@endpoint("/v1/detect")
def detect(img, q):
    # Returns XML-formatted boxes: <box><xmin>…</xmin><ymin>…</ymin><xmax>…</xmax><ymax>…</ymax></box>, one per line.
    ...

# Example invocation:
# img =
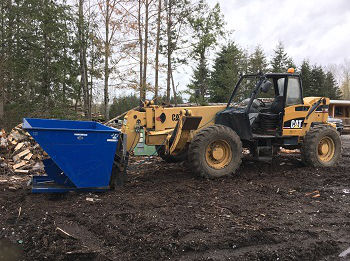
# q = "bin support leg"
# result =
<box><xmin>110</xmin><ymin>134</ymin><xmax>129</xmax><ymax>189</ymax></box>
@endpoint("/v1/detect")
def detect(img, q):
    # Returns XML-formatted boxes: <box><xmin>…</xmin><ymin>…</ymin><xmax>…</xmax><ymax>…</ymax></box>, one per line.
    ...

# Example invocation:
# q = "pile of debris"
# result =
<box><xmin>0</xmin><ymin>124</ymin><xmax>46</xmax><ymax>175</ymax></box>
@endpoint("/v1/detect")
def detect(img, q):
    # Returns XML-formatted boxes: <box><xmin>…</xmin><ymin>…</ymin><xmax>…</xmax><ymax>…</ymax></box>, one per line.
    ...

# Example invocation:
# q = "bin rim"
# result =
<box><xmin>23</xmin><ymin>118</ymin><xmax>120</xmax><ymax>133</ymax></box>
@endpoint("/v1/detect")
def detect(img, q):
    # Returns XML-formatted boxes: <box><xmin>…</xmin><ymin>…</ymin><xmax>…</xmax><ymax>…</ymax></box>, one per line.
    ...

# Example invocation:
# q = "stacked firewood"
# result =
<box><xmin>0</xmin><ymin>124</ymin><xmax>46</xmax><ymax>175</ymax></box>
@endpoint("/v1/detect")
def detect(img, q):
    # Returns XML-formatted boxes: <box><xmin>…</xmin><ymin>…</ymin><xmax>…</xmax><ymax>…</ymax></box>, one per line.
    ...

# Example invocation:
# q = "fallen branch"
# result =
<box><xmin>56</xmin><ymin>227</ymin><xmax>76</xmax><ymax>239</ymax></box>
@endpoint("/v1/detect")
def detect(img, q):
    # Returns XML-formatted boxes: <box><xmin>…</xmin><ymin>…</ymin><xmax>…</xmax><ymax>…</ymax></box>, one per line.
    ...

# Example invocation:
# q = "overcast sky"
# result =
<box><xmin>212</xmin><ymin>0</ymin><xmax>350</xmax><ymax>65</ymax></box>
<box><xmin>117</xmin><ymin>0</ymin><xmax>350</xmax><ymax>100</ymax></box>
<box><xmin>170</xmin><ymin>0</ymin><xmax>350</xmax><ymax>99</ymax></box>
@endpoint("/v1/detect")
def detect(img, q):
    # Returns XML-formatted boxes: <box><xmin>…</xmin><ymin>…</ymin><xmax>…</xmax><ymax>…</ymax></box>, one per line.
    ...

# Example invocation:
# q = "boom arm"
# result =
<box><xmin>121</xmin><ymin>104</ymin><xmax>226</xmax><ymax>153</ymax></box>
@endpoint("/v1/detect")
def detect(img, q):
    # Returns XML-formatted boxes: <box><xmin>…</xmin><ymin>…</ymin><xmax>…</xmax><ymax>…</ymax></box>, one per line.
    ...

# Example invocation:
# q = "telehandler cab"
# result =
<box><xmin>122</xmin><ymin>69</ymin><xmax>341</xmax><ymax>179</ymax></box>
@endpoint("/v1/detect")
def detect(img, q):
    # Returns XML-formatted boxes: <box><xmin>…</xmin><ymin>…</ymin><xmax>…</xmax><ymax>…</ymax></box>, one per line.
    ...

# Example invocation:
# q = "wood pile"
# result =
<box><xmin>0</xmin><ymin>124</ymin><xmax>46</xmax><ymax>175</ymax></box>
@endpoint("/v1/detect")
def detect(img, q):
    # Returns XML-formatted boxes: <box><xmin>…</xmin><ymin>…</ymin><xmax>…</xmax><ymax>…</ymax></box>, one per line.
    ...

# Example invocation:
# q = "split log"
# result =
<box><xmin>14</xmin><ymin>143</ymin><xmax>24</xmax><ymax>151</ymax></box>
<box><xmin>15</xmin><ymin>149</ymin><xmax>31</xmax><ymax>159</ymax></box>
<box><xmin>13</xmin><ymin>161</ymin><xmax>27</xmax><ymax>170</ymax></box>
<box><xmin>24</xmin><ymin>153</ymin><xmax>33</xmax><ymax>160</ymax></box>
<box><xmin>14</xmin><ymin>169</ymin><xmax>29</xmax><ymax>174</ymax></box>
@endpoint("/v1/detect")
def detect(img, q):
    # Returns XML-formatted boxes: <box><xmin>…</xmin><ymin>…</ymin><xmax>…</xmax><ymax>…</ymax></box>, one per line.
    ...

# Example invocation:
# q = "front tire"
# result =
<box><xmin>188</xmin><ymin>124</ymin><xmax>242</xmax><ymax>178</ymax></box>
<box><xmin>301</xmin><ymin>125</ymin><xmax>341</xmax><ymax>167</ymax></box>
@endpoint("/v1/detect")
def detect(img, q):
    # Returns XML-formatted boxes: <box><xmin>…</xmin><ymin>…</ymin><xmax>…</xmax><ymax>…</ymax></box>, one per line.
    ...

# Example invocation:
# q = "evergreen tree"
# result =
<box><xmin>287</xmin><ymin>57</ymin><xmax>296</xmax><ymax>69</ymax></box>
<box><xmin>310</xmin><ymin>65</ymin><xmax>325</xmax><ymax>96</ymax></box>
<box><xmin>301</xmin><ymin>61</ymin><xmax>341</xmax><ymax>99</ymax></box>
<box><xmin>109</xmin><ymin>94</ymin><xmax>140</xmax><ymax>117</ymax></box>
<box><xmin>248</xmin><ymin>45</ymin><xmax>268</xmax><ymax>74</ymax></box>
<box><xmin>1</xmin><ymin>0</ymin><xmax>80</xmax><ymax>128</ymax></box>
<box><xmin>187</xmin><ymin>0</ymin><xmax>225</xmax><ymax>102</ymax></box>
<box><xmin>158</xmin><ymin>94</ymin><xmax>184</xmax><ymax>105</ymax></box>
<box><xmin>300</xmin><ymin>60</ymin><xmax>313</xmax><ymax>97</ymax></box>
<box><xmin>208</xmin><ymin>43</ymin><xmax>246</xmax><ymax>103</ymax></box>
<box><xmin>270</xmin><ymin>42</ymin><xmax>292</xmax><ymax>73</ymax></box>
<box><xmin>188</xmin><ymin>59</ymin><xmax>210</xmax><ymax>102</ymax></box>
<box><xmin>324</xmin><ymin>71</ymin><xmax>342</xmax><ymax>99</ymax></box>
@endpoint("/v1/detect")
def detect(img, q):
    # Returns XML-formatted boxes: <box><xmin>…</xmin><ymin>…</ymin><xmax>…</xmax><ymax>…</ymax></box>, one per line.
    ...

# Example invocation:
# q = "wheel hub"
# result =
<box><xmin>317</xmin><ymin>136</ymin><xmax>335</xmax><ymax>162</ymax></box>
<box><xmin>212</xmin><ymin>147</ymin><xmax>224</xmax><ymax>161</ymax></box>
<box><xmin>205</xmin><ymin>140</ymin><xmax>232</xmax><ymax>169</ymax></box>
<box><xmin>319</xmin><ymin>143</ymin><xmax>329</xmax><ymax>155</ymax></box>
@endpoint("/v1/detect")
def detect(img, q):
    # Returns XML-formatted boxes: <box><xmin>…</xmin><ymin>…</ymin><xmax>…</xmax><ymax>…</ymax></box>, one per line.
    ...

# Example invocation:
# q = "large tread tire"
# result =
<box><xmin>156</xmin><ymin>145</ymin><xmax>187</xmax><ymax>163</ymax></box>
<box><xmin>188</xmin><ymin>124</ymin><xmax>242</xmax><ymax>179</ymax></box>
<box><xmin>301</xmin><ymin>124</ymin><xmax>341</xmax><ymax>167</ymax></box>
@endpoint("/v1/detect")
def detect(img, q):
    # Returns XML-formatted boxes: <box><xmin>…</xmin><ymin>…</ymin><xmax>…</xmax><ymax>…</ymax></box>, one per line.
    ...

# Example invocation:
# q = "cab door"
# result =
<box><xmin>282</xmin><ymin>76</ymin><xmax>308</xmax><ymax>136</ymax></box>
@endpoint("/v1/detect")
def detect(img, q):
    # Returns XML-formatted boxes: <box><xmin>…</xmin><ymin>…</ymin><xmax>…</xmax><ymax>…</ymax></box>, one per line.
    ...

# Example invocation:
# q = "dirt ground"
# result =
<box><xmin>0</xmin><ymin>137</ymin><xmax>350</xmax><ymax>261</ymax></box>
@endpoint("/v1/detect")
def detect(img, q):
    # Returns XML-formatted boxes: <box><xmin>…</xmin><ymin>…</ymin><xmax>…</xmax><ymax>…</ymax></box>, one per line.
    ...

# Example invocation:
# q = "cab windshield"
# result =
<box><xmin>228</xmin><ymin>77</ymin><xmax>276</xmax><ymax>110</ymax></box>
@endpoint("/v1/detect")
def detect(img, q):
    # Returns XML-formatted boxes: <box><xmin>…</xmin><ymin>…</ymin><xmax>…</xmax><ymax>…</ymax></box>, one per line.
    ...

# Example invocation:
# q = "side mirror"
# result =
<box><xmin>261</xmin><ymin>80</ymin><xmax>272</xmax><ymax>93</ymax></box>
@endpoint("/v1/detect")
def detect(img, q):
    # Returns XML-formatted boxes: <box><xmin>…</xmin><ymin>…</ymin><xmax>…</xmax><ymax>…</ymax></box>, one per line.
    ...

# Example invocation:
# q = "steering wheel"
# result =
<box><xmin>256</xmin><ymin>98</ymin><xmax>266</xmax><ymax>107</ymax></box>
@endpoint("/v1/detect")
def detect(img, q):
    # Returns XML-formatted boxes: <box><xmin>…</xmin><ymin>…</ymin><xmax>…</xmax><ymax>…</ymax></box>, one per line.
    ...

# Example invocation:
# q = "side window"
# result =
<box><xmin>286</xmin><ymin>77</ymin><xmax>302</xmax><ymax>106</ymax></box>
<box><xmin>277</xmin><ymin>78</ymin><xmax>285</xmax><ymax>96</ymax></box>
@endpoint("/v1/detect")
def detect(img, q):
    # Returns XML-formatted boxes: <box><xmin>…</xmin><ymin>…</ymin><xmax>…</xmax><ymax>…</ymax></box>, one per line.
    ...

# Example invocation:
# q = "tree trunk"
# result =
<box><xmin>89</xmin><ymin>70</ymin><xmax>93</xmax><ymax>115</ymax></box>
<box><xmin>138</xmin><ymin>0</ymin><xmax>143</xmax><ymax>104</ymax></box>
<box><xmin>166</xmin><ymin>0</ymin><xmax>172</xmax><ymax>104</ymax></box>
<box><xmin>0</xmin><ymin>59</ymin><xmax>4</xmax><ymax>121</ymax></box>
<box><xmin>0</xmin><ymin>1</ymin><xmax>5</xmax><ymax>122</ymax></box>
<box><xmin>343</xmin><ymin>73</ymin><xmax>350</xmax><ymax>99</ymax></box>
<box><xmin>78</xmin><ymin>0</ymin><xmax>90</xmax><ymax>119</ymax></box>
<box><xmin>0</xmin><ymin>85</ymin><xmax>3</xmax><ymax>122</ymax></box>
<box><xmin>154</xmin><ymin>0</ymin><xmax>161</xmax><ymax>101</ymax></box>
<box><xmin>199</xmin><ymin>50</ymin><xmax>206</xmax><ymax>99</ymax></box>
<box><xmin>75</xmin><ymin>82</ymin><xmax>81</xmax><ymax>112</ymax></box>
<box><xmin>89</xmin><ymin>35</ymin><xmax>94</xmax><ymax>116</ymax></box>
<box><xmin>63</xmin><ymin>46</ymin><xmax>66</xmax><ymax>103</ymax></box>
<box><xmin>141</xmin><ymin>0</ymin><xmax>149</xmax><ymax>102</ymax></box>
<box><xmin>62</xmin><ymin>18</ymin><xmax>68</xmax><ymax>104</ymax></box>
<box><xmin>43</xmin><ymin>31</ymin><xmax>50</xmax><ymax>100</ymax></box>
<box><xmin>83</xmin><ymin>43</ymin><xmax>90</xmax><ymax>118</ymax></box>
<box><xmin>104</xmin><ymin>0</ymin><xmax>110</xmax><ymax>120</ymax></box>
<box><xmin>88</xmin><ymin>0</ymin><xmax>94</xmax><ymax>116</ymax></box>
<box><xmin>170</xmin><ymin>67</ymin><xmax>177</xmax><ymax>106</ymax></box>
<box><xmin>6</xmin><ymin>0</ymin><xmax>13</xmax><ymax>106</ymax></box>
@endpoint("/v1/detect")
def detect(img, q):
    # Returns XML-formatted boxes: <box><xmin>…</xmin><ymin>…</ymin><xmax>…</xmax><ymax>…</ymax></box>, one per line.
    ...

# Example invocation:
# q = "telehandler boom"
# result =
<box><xmin>121</xmin><ymin>69</ymin><xmax>341</xmax><ymax>178</ymax></box>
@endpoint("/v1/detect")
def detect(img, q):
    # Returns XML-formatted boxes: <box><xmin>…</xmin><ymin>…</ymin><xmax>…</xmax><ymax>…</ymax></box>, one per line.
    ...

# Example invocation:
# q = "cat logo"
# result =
<box><xmin>291</xmin><ymin>119</ymin><xmax>303</xmax><ymax>129</ymax></box>
<box><xmin>172</xmin><ymin>114</ymin><xmax>180</xmax><ymax>121</ymax></box>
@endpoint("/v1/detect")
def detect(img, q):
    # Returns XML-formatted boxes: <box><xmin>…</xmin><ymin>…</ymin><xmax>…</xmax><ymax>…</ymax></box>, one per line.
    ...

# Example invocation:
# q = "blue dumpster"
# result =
<box><xmin>23</xmin><ymin>118</ymin><xmax>124</xmax><ymax>193</ymax></box>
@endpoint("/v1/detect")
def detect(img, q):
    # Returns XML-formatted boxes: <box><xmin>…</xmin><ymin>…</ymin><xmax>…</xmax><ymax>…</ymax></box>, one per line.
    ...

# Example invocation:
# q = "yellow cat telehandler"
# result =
<box><xmin>120</xmin><ymin>69</ymin><xmax>341</xmax><ymax>179</ymax></box>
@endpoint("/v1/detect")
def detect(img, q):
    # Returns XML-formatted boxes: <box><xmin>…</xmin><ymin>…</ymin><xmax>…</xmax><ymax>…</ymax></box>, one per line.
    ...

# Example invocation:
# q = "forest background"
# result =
<box><xmin>1</xmin><ymin>0</ymin><xmax>349</xmax><ymax>129</ymax></box>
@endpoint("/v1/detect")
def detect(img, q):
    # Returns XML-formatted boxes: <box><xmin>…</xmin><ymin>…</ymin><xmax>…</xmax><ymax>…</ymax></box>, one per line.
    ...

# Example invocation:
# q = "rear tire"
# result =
<box><xmin>188</xmin><ymin>124</ymin><xmax>242</xmax><ymax>178</ymax></box>
<box><xmin>301</xmin><ymin>125</ymin><xmax>341</xmax><ymax>167</ymax></box>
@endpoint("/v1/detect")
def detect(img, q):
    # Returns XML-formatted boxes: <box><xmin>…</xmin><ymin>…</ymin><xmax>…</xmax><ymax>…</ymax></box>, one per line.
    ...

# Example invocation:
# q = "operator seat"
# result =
<box><xmin>257</xmin><ymin>96</ymin><xmax>284</xmax><ymax>134</ymax></box>
<box><xmin>270</xmin><ymin>96</ymin><xmax>284</xmax><ymax>114</ymax></box>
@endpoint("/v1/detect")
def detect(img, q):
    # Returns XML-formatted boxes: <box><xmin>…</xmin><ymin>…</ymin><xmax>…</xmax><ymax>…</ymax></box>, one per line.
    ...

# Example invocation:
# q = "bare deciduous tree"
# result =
<box><xmin>141</xmin><ymin>0</ymin><xmax>149</xmax><ymax>102</ymax></box>
<box><xmin>78</xmin><ymin>0</ymin><xmax>91</xmax><ymax>119</ymax></box>
<box><xmin>98</xmin><ymin>0</ymin><xmax>133</xmax><ymax>119</ymax></box>
<box><xmin>154</xmin><ymin>0</ymin><xmax>161</xmax><ymax>101</ymax></box>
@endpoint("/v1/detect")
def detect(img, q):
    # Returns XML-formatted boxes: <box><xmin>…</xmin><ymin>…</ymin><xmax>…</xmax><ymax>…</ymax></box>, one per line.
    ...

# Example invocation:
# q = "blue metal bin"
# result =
<box><xmin>23</xmin><ymin>118</ymin><xmax>122</xmax><ymax>193</ymax></box>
